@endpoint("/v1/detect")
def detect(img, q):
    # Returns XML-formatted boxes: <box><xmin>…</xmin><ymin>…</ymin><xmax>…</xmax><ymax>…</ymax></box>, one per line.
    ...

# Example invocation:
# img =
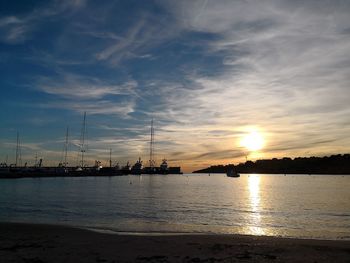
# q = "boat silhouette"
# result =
<box><xmin>226</xmin><ymin>168</ymin><xmax>240</xmax><ymax>178</ymax></box>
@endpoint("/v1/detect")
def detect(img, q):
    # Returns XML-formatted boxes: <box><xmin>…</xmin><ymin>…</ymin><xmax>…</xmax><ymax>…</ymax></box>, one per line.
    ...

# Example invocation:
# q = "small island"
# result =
<box><xmin>193</xmin><ymin>154</ymin><xmax>350</xmax><ymax>174</ymax></box>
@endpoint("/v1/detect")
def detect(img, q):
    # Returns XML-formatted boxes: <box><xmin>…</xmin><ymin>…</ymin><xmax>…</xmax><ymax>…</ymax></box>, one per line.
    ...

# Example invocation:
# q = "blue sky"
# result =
<box><xmin>1</xmin><ymin>0</ymin><xmax>350</xmax><ymax>172</ymax></box>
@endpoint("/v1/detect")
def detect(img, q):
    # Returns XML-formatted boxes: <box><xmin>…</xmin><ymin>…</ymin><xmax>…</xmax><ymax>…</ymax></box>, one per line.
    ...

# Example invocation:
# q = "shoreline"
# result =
<box><xmin>84</xmin><ymin>226</ymin><xmax>350</xmax><ymax>241</ymax></box>
<box><xmin>1</xmin><ymin>222</ymin><xmax>350</xmax><ymax>262</ymax></box>
<box><xmin>4</xmin><ymin>220</ymin><xmax>350</xmax><ymax>241</ymax></box>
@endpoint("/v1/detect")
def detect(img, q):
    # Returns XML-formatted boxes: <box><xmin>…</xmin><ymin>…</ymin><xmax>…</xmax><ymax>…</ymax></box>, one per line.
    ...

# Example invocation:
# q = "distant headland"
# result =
<box><xmin>193</xmin><ymin>154</ymin><xmax>350</xmax><ymax>174</ymax></box>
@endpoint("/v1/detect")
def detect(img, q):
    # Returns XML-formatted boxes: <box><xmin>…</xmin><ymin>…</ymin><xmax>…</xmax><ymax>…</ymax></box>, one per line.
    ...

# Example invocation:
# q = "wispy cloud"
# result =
<box><xmin>34</xmin><ymin>70</ymin><xmax>138</xmax><ymax>117</ymax></box>
<box><xmin>0</xmin><ymin>0</ymin><xmax>86</xmax><ymax>44</ymax></box>
<box><xmin>39</xmin><ymin>99</ymin><xmax>135</xmax><ymax>117</ymax></box>
<box><xmin>0</xmin><ymin>15</ymin><xmax>29</xmax><ymax>43</ymax></box>
<box><xmin>95</xmin><ymin>19</ymin><xmax>146</xmax><ymax>63</ymax></box>
<box><xmin>92</xmin><ymin>11</ymin><xmax>179</xmax><ymax>66</ymax></box>
<box><xmin>38</xmin><ymin>72</ymin><xmax>137</xmax><ymax>99</ymax></box>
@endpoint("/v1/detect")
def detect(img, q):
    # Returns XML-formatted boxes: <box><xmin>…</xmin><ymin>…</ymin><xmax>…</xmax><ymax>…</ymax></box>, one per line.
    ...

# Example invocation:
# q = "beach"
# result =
<box><xmin>1</xmin><ymin>223</ymin><xmax>349</xmax><ymax>263</ymax></box>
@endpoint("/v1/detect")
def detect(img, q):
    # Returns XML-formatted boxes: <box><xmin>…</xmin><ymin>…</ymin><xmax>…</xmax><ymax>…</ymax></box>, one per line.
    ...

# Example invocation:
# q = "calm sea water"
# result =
<box><xmin>0</xmin><ymin>174</ymin><xmax>349</xmax><ymax>240</ymax></box>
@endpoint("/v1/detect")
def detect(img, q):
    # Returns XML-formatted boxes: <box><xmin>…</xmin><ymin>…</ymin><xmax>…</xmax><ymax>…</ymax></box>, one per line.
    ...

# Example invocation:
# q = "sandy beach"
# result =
<box><xmin>0</xmin><ymin>223</ymin><xmax>349</xmax><ymax>262</ymax></box>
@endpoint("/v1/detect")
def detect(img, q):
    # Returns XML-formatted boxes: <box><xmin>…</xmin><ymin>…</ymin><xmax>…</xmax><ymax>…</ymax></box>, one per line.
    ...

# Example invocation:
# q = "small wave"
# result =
<box><xmin>84</xmin><ymin>227</ymin><xmax>205</xmax><ymax>236</ymax></box>
<box><xmin>320</xmin><ymin>212</ymin><xmax>350</xmax><ymax>217</ymax></box>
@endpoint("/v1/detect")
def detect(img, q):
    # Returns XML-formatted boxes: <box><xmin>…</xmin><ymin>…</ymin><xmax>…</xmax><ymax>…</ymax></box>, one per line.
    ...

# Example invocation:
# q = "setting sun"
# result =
<box><xmin>241</xmin><ymin>130</ymin><xmax>265</xmax><ymax>152</ymax></box>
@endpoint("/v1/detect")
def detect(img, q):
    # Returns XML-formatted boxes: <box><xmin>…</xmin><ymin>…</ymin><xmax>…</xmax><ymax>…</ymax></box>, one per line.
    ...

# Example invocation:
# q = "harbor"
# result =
<box><xmin>0</xmin><ymin>115</ymin><xmax>182</xmax><ymax>179</ymax></box>
<box><xmin>0</xmin><ymin>160</ymin><xmax>182</xmax><ymax>178</ymax></box>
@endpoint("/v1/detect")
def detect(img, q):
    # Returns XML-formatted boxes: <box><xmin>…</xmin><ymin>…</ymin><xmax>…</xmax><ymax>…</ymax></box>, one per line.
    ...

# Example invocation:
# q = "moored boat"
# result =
<box><xmin>226</xmin><ymin>168</ymin><xmax>240</xmax><ymax>177</ymax></box>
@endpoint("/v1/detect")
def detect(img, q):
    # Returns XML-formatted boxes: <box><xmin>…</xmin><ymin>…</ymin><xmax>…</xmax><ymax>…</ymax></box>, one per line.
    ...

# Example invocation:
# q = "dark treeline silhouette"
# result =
<box><xmin>193</xmin><ymin>154</ymin><xmax>350</xmax><ymax>174</ymax></box>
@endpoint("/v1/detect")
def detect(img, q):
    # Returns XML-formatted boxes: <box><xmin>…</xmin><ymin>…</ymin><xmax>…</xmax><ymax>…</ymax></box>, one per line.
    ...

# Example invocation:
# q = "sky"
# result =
<box><xmin>0</xmin><ymin>0</ymin><xmax>350</xmax><ymax>172</ymax></box>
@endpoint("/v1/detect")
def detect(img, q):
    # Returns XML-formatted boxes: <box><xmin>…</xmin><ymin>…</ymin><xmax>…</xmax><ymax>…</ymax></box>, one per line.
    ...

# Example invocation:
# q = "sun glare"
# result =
<box><xmin>241</xmin><ymin>130</ymin><xmax>265</xmax><ymax>152</ymax></box>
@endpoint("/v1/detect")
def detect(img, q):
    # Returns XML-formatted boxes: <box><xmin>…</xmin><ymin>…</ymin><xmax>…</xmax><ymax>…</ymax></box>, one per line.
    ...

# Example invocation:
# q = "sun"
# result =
<box><xmin>241</xmin><ymin>130</ymin><xmax>265</xmax><ymax>152</ymax></box>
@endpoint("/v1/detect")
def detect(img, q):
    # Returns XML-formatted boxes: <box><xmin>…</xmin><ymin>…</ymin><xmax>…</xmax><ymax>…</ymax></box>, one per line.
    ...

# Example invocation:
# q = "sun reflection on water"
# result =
<box><xmin>247</xmin><ymin>174</ymin><xmax>265</xmax><ymax>236</ymax></box>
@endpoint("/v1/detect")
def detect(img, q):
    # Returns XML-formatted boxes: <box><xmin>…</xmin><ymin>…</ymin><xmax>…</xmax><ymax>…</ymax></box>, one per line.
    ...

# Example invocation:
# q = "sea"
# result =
<box><xmin>0</xmin><ymin>174</ymin><xmax>349</xmax><ymax>240</ymax></box>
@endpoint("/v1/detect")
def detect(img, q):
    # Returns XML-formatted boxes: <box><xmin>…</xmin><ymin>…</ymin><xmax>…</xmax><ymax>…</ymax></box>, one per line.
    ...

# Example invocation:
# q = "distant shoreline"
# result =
<box><xmin>1</xmin><ymin>222</ymin><xmax>349</xmax><ymax>262</ymax></box>
<box><xmin>193</xmin><ymin>154</ymin><xmax>350</xmax><ymax>174</ymax></box>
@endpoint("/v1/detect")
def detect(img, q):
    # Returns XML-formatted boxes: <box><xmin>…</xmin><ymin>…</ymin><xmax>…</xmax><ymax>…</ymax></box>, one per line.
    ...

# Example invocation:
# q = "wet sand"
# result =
<box><xmin>1</xmin><ymin>222</ymin><xmax>349</xmax><ymax>262</ymax></box>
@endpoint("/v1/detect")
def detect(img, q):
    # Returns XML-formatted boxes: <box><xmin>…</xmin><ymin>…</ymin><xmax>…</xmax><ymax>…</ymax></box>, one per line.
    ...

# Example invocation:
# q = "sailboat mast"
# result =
<box><xmin>14</xmin><ymin>132</ymin><xmax>22</xmax><ymax>167</ymax></box>
<box><xmin>109</xmin><ymin>148</ymin><xmax>112</xmax><ymax>168</ymax></box>
<box><xmin>64</xmin><ymin>126</ymin><xmax>69</xmax><ymax>167</ymax></box>
<box><xmin>149</xmin><ymin>118</ymin><xmax>155</xmax><ymax>169</ymax></box>
<box><xmin>80</xmin><ymin>112</ymin><xmax>86</xmax><ymax>168</ymax></box>
<box><xmin>15</xmin><ymin>132</ymin><xmax>19</xmax><ymax>167</ymax></box>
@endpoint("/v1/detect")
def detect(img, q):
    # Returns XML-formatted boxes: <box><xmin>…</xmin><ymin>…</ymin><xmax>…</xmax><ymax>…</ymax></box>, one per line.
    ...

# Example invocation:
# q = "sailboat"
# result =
<box><xmin>226</xmin><ymin>167</ymin><xmax>240</xmax><ymax>177</ymax></box>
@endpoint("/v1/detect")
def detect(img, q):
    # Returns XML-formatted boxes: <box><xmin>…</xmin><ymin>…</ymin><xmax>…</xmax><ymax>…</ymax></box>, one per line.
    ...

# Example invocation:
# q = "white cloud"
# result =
<box><xmin>40</xmin><ymin>99</ymin><xmax>135</xmax><ymax>117</ymax></box>
<box><xmin>38</xmin><ymin>73</ymin><xmax>138</xmax><ymax>99</ymax></box>
<box><xmin>36</xmin><ymin>71</ymin><xmax>137</xmax><ymax>117</ymax></box>
<box><xmin>0</xmin><ymin>15</ymin><xmax>30</xmax><ymax>43</ymax></box>
<box><xmin>95</xmin><ymin>19</ymin><xmax>146</xmax><ymax>62</ymax></box>
<box><xmin>0</xmin><ymin>0</ymin><xmax>86</xmax><ymax>44</ymax></box>
<box><xmin>93</xmin><ymin>12</ymin><xmax>179</xmax><ymax>66</ymax></box>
